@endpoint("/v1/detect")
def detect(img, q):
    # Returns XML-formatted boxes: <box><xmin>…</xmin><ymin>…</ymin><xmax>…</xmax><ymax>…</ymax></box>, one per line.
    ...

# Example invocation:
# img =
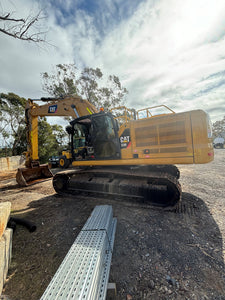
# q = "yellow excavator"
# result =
<box><xmin>16</xmin><ymin>95</ymin><xmax>214</xmax><ymax>207</ymax></box>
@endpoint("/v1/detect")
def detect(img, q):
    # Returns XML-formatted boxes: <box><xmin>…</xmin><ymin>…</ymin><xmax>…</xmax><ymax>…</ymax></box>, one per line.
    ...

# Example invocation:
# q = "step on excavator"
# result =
<box><xmin>16</xmin><ymin>95</ymin><xmax>214</xmax><ymax>207</ymax></box>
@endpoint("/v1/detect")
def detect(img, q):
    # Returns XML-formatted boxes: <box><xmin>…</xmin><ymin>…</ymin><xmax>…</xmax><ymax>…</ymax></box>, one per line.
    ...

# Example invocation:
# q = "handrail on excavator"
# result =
<box><xmin>136</xmin><ymin>105</ymin><xmax>175</xmax><ymax>120</ymax></box>
<box><xmin>110</xmin><ymin>106</ymin><xmax>135</xmax><ymax>124</ymax></box>
<box><xmin>110</xmin><ymin>104</ymin><xmax>175</xmax><ymax>125</ymax></box>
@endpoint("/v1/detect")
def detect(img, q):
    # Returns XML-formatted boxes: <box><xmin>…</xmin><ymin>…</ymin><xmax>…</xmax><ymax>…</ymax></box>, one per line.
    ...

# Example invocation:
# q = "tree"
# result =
<box><xmin>52</xmin><ymin>124</ymin><xmax>67</xmax><ymax>146</ymax></box>
<box><xmin>38</xmin><ymin>118</ymin><xmax>67</xmax><ymax>163</ymax></box>
<box><xmin>0</xmin><ymin>93</ymin><xmax>27</xmax><ymax>155</ymax></box>
<box><xmin>41</xmin><ymin>64</ymin><xmax>128</xmax><ymax>110</ymax></box>
<box><xmin>0</xmin><ymin>93</ymin><xmax>67</xmax><ymax>160</ymax></box>
<box><xmin>212</xmin><ymin>116</ymin><xmax>225</xmax><ymax>139</ymax></box>
<box><xmin>99</xmin><ymin>74</ymin><xmax>128</xmax><ymax>109</ymax></box>
<box><xmin>0</xmin><ymin>5</ymin><xmax>46</xmax><ymax>42</ymax></box>
<box><xmin>78</xmin><ymin>67</ymin><xmax>103</xmax><ymax>107</ymax></box>
<box><xmin>42</xmin><ymin>64</ymin><xmax>77</xmax><ymax>97</ymax></box>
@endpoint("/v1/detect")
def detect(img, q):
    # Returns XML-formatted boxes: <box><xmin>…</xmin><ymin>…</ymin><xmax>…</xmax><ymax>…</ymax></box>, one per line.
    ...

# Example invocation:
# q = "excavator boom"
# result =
<box><xmin>16</xmin><ymin>95</ymin><xmax>98</xmax><ymax>186</ymax></box>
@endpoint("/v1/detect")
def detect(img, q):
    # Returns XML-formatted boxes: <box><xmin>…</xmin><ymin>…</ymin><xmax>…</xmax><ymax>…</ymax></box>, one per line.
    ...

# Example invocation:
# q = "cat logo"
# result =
<box><xmin>120</xmin><ymin>136</ymin><xmax>130</xmax><ymax>143</ymax></box>
<box><xmin>48</xmin><ymin>105</ymin><xmax>57</xmax><ymax>113</ymax></box>
<box><xmin>120</xmin><ymin>135</ymin><xmax>131</xmax><ymax>148</ymax></box>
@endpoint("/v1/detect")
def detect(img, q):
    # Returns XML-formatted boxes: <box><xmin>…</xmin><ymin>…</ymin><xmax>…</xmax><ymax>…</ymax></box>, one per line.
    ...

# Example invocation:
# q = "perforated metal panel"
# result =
<box><xmin>41</xmin><ymin>205</ymin><xmax>117</xmax><ymax>300</ymax></box>
<box><xmin>82</xmin><ymin>205</ymin><xmax>113</xmax><ymax>231</ymax></box>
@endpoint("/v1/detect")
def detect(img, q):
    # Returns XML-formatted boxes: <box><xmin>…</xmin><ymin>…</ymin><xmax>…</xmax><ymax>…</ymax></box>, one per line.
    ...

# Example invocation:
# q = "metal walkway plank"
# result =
<box><xmin>41</xmin><ymin>205</ymin><xmax>116</xmax><ymax>300</ymax></box>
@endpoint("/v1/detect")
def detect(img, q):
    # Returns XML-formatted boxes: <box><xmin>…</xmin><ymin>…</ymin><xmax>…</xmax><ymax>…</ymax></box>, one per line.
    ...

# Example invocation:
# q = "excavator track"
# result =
<box><xmin>53</xmin><ymin>165</ymin><xmax>181</xmax><ymax>208</ymax></box>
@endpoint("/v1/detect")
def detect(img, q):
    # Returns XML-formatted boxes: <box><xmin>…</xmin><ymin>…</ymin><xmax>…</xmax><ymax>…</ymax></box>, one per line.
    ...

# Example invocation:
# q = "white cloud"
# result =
<box><xmin>0</xmin><ymin>0</ymin><xmax>75</xmax><ymax>98</ymax></box>
<box><xmin>105</xmin><ymin>0</ymin><xmax>225</xmax><ymax>120</ymax></box>
<box><xmin>0</xmin><ymin>0</ymin><xmax>225</xmax><ymax>123</ymax></box>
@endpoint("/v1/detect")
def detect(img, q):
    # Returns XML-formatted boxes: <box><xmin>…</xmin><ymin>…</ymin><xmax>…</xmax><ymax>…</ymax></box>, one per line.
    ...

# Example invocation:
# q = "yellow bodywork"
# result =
<box><xmin>26</xmin><ymin>98</ymin><xmax>213</xmax><ymax>167</ymax></box>
<box><xmin>61</xmin><ymin>150</ymin><xmax>72</xmax><ymax>160</ymax></box>
<box><xmin>17</xmin><ymin>95</ymin><xmax>98</xmax><ymax>185</ymax></box>
<box><xmin>17</xmin><ymin>95</ymin><xmax>213</xmax><ymax>187</ymax></box>
<box><xmin>72</xmin><ymin>109</ymin><xmax>213</xmax><ymax>167</ymax></box>
<box><xmin>119</xmin><ymin>109</ymin><xmax>213</xmax><ymax>164</ymax></box>
<box><xmin>25</xmin><ymin>96</ymin><xmax>97</xmax><ymax>165</ymax></box>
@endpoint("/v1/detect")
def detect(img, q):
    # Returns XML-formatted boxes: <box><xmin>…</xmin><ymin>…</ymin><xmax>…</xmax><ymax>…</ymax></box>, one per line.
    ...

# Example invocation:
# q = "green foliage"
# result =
<box><xmin>51</xmin><ymin>124</ymin><xmax>67</xmax><ymax>146</ymax></box>
<box><xmin>212</xmin><ymin>116</ymin><xmax>225</xmax><ymax>139</ymax></box>
<box><xmin>13</xmin><ymin>125</ymin><xmax>27</xmax><ymax>155</ymax></box>
<box><xmin>41</xmin><ymin>64</ymin><xmax>128</xmax><ymax>110</ymax></box>
<box><xmin>38</xmin><ymin>118</ymin><xmax>67</xmax><ymax>163</ymax></box>
<box><xmin>42</xmin><ymin>64</ymin><xmax>77</xmax><ymax>97</ymax></box>
<box><xmin>0</xmin><ymin>147</ymin><xmax>12</xmax><ymax>158</ymax></box>
<box><xmin>0</xmin><ymin>92</ymin><xmax>67</xmax><ymax>160</ymax></box>
<box><xmin>0</xmin><ymin>93</ymin><xmax>27</xmax><ymax>155</ymax></box>
<box><xmin>79</xmin><ymin>67</ymin><xmax>103</xmax><ymax>107</ymax></box>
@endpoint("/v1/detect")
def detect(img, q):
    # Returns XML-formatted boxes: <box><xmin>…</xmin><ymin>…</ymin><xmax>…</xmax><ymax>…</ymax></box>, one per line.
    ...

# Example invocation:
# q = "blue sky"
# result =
<box><xmin>1</xmin><ymin>0</ymin><xmax>225</xmax><ymax>122</ymax></box>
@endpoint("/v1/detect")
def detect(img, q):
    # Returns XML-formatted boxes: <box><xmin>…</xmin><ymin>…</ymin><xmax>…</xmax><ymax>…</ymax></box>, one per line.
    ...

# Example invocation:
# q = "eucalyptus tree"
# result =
<box><xmin>41</xmin><ymin>64</ymin><xmax>128</xmax><ymax>110</ymax></box>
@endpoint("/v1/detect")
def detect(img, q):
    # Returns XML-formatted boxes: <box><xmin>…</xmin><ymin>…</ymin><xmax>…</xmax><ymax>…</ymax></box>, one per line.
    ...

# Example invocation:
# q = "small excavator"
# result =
<box><xmin>16</xmin><ymin>95</ymin><xmax>214</xmax><ymax>207</ymax></box>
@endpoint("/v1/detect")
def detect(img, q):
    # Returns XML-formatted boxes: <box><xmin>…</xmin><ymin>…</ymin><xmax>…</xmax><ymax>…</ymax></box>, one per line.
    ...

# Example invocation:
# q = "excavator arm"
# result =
<box><xmin>16</xmin><ymin>95</ymin><xmax>98</xmax><ymax>186</ymax></box>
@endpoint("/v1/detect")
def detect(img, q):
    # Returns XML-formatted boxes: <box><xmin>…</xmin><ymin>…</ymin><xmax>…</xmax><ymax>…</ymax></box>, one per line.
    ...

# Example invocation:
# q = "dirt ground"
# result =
<box><xmin>0</xmin><ymin>150</ymin><xmax>225</xmax><ymax>300</ymax></box>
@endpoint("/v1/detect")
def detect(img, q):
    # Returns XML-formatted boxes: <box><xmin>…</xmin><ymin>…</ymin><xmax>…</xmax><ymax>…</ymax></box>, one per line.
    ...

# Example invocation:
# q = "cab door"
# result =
<box><xmin>91</xmin><ymin>113</ymin><xmax>121</xmax><ymax>159</ymax></box>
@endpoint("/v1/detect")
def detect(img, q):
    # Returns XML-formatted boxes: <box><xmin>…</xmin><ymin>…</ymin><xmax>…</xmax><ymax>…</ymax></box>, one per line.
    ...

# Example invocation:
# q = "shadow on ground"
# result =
<box><xmin>2</xmin><ymin>192</ymin><xmax>225</xmax><ymax>300</ymax></box>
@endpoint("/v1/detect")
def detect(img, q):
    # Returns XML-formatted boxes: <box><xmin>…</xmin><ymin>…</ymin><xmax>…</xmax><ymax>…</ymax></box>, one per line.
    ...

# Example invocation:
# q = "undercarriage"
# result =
<box><xmin>53</xmin><ymin>165</ymin><xmax>181</xmax><ymax>208</ymax></box>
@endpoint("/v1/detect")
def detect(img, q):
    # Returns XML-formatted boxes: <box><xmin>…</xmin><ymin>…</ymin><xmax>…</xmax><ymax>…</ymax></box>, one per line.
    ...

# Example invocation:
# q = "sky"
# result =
<box><xmin>1</xmin><ymin>0</ymin><xmax>225</xmax><ymax>123</ymax></box>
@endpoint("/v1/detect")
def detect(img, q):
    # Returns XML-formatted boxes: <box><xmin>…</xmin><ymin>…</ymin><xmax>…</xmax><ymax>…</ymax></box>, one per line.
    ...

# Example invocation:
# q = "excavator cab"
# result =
<box><xmin>70</xmin><ymin>112</ymin><xmax>121</xmax><ymax>160</ymax></box>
